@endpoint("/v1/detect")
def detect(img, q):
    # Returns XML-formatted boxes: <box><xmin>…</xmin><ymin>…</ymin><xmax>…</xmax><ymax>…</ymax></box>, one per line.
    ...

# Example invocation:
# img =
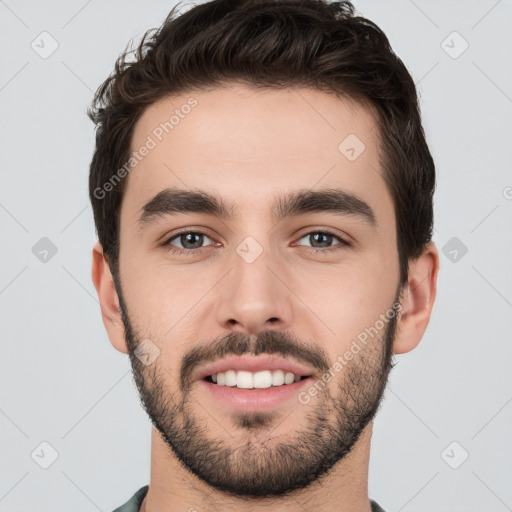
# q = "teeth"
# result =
<box><xmin>237</xmin><ymin>370</ymin><xmax>254</xmax><ymax>389</ymax></box>
<box><xmin>225</xmin><ymin>370</ymin><xmax>237</xmax><ymax>387</ymax></box>
<box><xmin>210</xmin><ymin>369</ymin><xmax>305</xmax><ymax>389</ymax></box>
<box><xmin>272</xmin><ymin>369</ymin><xmax>285</xmax><ymax>386</ymax></box>
<box><xmin>284</xmin><ymin>372</ymin><xmax>295</xmax><ymax>385</ymax></box>
<box><xmin>253</xmin><ymin>370</ymin><xmax>272</xmax><ymax>389</ymax></box>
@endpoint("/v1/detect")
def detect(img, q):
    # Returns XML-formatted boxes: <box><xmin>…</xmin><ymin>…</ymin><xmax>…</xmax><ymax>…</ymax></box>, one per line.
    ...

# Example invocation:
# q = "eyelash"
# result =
<box><xmin>161</xmin><ymin>229</ymin><xmax>351</xmax><ymax>256</ymax></box>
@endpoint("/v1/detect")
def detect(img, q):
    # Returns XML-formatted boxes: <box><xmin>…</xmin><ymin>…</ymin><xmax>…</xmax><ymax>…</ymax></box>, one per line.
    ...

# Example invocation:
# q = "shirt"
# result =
<box><xmin>112</xmin><ymin>485</ymin><xmax>388</xmax><ymax>511</ymax></box>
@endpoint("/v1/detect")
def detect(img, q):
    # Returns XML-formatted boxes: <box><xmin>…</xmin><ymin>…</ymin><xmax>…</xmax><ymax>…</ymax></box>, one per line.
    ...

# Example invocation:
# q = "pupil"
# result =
<box><xmin>183</xmin><ymin>233</ymin><xmax>202</xmax><ymax>249</ymax></box>
<box><xmin>312</xmin><ymin>233</ymin><xmax>331</xmax><ymax>248</ymax></box>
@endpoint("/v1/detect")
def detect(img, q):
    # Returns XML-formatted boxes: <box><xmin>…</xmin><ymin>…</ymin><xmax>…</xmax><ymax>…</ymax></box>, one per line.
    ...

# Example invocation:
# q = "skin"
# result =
<box><xmin>92</xmin><ymin>83</ymin><xmax>439</xmax><ymax>512</ymax></box>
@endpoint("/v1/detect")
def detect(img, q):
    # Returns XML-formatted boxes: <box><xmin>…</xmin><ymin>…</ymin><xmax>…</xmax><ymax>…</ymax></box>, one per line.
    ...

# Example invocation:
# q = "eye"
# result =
<box><xmin>161</xmin><ymin>229</ymin><xmax>350</xmax><ymax>257</ymax></box>
<box><xmin>163</xmin><ymin>230</ymin><xmax>217</xmax><ymax>255</ymax></box>
<box><xmin>294</xmin><ymin>230</ymin><xmax>350</xmax><ymax>254</ymax></box>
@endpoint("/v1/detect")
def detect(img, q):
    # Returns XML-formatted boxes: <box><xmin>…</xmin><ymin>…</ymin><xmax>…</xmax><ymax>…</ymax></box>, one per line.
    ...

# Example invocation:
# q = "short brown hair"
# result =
<box><xmin>88</xmin><ymin>0</ymin><xmax>435</xmax><ymax>285</ymax></box>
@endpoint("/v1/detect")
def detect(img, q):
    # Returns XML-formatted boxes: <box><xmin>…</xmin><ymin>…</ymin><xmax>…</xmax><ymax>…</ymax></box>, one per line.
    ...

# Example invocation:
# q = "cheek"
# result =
<box><xmin>119</xmin><ymin>249</ymin><xmax>173</xmax><ymax>329</ymax></box>
<box><xmin>121</xmin><ymin>256</ymin><xmax>215</xmax><ymax>336</ymax></box>
<box><xmin>292</xmin><ymin>260</ymin><xmax>397</xmax><ymax>353</ymax></box>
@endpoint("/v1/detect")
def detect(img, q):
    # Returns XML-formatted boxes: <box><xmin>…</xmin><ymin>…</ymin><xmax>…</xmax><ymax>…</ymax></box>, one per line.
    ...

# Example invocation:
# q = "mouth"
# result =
<box><xmin>194</xmin><ymin>356</ymin><xmax>316</xmax><ymax>412</ymax></box>
<box><xmin>203</xmin><ymin>370</ymin><xmax>311</xmax><ymax>389</ymax></box>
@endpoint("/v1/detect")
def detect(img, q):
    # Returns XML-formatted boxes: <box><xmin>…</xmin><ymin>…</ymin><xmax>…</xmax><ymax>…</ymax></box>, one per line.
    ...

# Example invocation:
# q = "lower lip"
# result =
<box><xmin>197</xmin><ymin>377</ymin><xmax>313</xmax><ymax>412</ymax></box>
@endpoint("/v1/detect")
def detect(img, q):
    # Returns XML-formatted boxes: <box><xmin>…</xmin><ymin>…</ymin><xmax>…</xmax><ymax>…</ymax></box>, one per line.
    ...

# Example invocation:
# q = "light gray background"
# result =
<box><xmin>1</xmin><ymin>1</ymin><xmax>511</xmax><ymax>511</ymax></box>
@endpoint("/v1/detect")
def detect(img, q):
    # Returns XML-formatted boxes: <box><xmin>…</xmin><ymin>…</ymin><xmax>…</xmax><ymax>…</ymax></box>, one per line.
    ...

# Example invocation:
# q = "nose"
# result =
<box><xmin>214</xmin><ymin>241</ymin><xmax>293</xmax><ymax>337</ymax></box>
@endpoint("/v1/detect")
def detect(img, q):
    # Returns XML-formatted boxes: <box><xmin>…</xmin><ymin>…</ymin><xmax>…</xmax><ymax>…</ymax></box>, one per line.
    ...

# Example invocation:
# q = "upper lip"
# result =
<box><xmin>194</xmin><ymin>355</ymin><xmax>315</xmax><ymax>381</ymax></box>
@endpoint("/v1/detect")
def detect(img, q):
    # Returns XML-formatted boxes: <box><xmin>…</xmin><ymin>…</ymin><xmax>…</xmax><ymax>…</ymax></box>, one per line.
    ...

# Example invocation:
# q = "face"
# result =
<box><xmin>114</xmin><ymin>83</ymin><xmax>403</xmax><ymax>497</ymax></box>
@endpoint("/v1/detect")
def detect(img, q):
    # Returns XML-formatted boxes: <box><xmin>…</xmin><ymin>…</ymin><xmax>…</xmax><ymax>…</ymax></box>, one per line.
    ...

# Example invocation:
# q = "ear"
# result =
<box><xmin>91</xmin><ymin>242</ymin><xmax>128</xmax><ymax>354</ymax></box>
<box><xmin>393</xmin><ymin>242</ymin><xmax>440</xmax><ymax>355</ymax></box>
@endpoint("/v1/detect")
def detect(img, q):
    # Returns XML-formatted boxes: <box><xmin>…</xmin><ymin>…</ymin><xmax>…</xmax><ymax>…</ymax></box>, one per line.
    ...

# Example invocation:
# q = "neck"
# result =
<box><xmin>141</xmin><ymin>422</ymin><xmax>375</xmax><ymax>512</ymax></box>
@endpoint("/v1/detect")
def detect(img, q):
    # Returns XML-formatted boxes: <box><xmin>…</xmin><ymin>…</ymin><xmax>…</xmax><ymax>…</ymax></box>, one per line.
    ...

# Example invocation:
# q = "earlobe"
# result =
<box><xmin>91</xmin><ymin>242</ymin><xmax>128</xmax><ymax>354</ymax></box>
<box><xmin>393</xmin><ymin>242</ymin><xmax>440</xmax><ymax>355</ymax></box>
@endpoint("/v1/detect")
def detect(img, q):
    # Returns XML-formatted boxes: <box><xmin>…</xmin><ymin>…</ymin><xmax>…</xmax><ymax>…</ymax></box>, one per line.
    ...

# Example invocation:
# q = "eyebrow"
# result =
<box><xmin>137</xmin><ymin>187</ymin><xmax>377</xmax><ymax>231</ymax></box>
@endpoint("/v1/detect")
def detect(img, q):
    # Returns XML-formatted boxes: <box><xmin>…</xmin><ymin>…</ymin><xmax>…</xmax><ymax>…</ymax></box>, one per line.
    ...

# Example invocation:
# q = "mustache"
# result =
<box><xmin>180</xmin><ymin>330</ymin><xmax>330</xmax><ymax>392</ymax></box>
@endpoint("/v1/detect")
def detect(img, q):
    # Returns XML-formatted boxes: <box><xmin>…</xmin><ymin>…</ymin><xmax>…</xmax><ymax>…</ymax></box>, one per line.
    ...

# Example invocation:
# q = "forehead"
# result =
<box><xmin>122</xmin><ymin>83</ymin><xmax>391</xmax><ymax>227</ymax></box>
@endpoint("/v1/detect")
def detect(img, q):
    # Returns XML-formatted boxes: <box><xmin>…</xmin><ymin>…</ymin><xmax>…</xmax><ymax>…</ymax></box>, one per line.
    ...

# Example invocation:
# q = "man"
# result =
<box><xmin>89</xmin><ymin>1</ymin><xmax>439</xmax><ymax>511</ymax></box>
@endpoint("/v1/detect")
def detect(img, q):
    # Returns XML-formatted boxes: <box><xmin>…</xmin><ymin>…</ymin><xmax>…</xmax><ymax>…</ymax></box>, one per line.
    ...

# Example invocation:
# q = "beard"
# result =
<box><xmin>113</xmin><ymin>270</ymin><xmax>400</xmax><ymax>499</ymax></box>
